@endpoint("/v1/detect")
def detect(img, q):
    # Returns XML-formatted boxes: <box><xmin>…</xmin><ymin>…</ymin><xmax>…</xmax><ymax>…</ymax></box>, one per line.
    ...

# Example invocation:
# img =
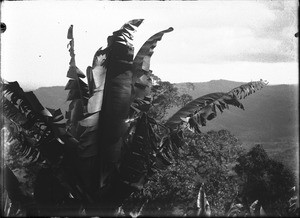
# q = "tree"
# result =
<box><xmin>0</xmin><ymin>19</ymin><xmax>268</xmax><ymax>216</ymax></box>
<box><xmin>149</xmin><ymin>80</ymin><xmax>188</xmax><ymax>120</ymax></box>
<box><xmin>234</xmin><ymin>144</ymin><xmax>297</xmax><ymax>216</ymax></box>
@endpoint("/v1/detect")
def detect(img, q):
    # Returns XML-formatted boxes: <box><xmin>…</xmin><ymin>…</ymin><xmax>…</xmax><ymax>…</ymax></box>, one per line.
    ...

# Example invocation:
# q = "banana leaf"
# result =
<box><xmin>132</xmin><ymin>27</ymin><xmax>173</xmax><ymax>100</ymax></box>
<box><xmin>133</xmin><ymin>27</ymin><xmax>173</xmax><ymax>83</ymax></box>
<box><xmin>165</xmin><ymin>80</ymin><xmax>268</xmax><ymax>133</ymax></box>
<box><xmin>0</xmin><ymin>80</ymin><xmax>67</xmax><ymax>164</ymax></box>
<box><xmin>97</xmin><ymin>19</ymin><xmax>143</xmax><ymax>184</ymax></box>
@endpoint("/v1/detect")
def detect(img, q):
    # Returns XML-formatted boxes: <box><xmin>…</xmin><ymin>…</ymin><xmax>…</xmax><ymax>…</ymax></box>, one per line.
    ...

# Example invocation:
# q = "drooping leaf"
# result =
<box><xmin>1</xmin><ymin>97</ymin><xmax>28</xmax><ymax>126</ymax></box>
<box><xmin>1</xmin><ymin>81</ymin><xmax>45</xmax><ymax>129</ymax></box>
<box><xmin>165</xmin><ymin>80</ymin><xmax>268</xmax><ymax>133</ymax></box>
<box><xmin>0</xmin><ymin>80</ymin><xmax>68</xmax><ymax>164</ymax></box>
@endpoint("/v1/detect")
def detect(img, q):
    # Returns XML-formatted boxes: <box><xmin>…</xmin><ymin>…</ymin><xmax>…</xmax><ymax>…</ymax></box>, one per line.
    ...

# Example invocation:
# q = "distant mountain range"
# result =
<box><xmin>33</xmin><ymin>80</ymin><xmax>299</xmax><ymax>173</ymax></box>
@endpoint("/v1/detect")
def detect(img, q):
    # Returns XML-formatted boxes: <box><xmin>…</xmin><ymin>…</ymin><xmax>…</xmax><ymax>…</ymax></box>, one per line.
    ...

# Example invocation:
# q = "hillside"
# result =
<box><xmin>34</xmin><ymin>86</ymin><xmax>69</xmax><ymax>117</ymax></box>
<box><xmin>33</xmin><ymin>80</ymin><xmax>299</xmax><ymax>172</ymax></box>
<box><xmin>173</xmin><ymin>80</ymin><xmax>299</xmax><ymax>172</ymax></box>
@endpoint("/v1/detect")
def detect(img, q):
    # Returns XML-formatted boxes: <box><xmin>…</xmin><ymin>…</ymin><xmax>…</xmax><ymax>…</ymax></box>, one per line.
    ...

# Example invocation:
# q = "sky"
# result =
<box><xmin>1</xmin><ymin>1</ymin><xmax>298</xmax><ymax>90</ymax></box>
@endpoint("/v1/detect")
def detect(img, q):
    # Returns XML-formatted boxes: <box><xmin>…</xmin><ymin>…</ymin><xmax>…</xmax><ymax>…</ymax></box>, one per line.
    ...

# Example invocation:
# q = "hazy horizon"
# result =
<box><xmin>19</xmin><ymin>79</ymin><xmax>297</xmax><ymax>92</ymax></box>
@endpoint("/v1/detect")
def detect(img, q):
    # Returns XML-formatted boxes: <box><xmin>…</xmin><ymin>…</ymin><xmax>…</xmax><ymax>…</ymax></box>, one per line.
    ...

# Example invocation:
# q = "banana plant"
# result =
<box><xmin>73</xmin><ymin>19</ymin><xmax>176</xmax><ymax>214</ymax></box>
<box><xmin>0</xmin><ymin>78</ymin><xmax>88</xmax><ymax>216</ymax></box>
<box><xmin>73</xmin><ymin>19</ymin><xmax>267</xmax><ymax>214</ymax></box>
<box><xmin>1</xmin><ymin>19</ymin><xmax>269</xmax><ymax>216</ymax></box>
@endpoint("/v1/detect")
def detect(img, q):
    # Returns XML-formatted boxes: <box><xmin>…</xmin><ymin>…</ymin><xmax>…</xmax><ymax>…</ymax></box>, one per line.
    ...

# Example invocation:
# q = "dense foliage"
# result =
<box><xmin>121</xmin><ymin>134</ymin><xmax>298</xmax><ymax>217</ymax></box>
<box><xmin>122</xmin><ymin>129</ymin><xmax>245</xmax><ymax>216</ymax></box>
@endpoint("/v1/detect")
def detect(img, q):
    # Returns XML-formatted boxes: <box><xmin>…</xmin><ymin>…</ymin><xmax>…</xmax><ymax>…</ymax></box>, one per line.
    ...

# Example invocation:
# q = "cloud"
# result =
<box><xmin>137</xmin><ymin>1</ymin><xmax>298</xmax><ymax>65</ymax></box>
<box><xmin>174</xmin><ymin>1</ymin><xmax>298</xmax><ymax>63</ymax></box>
<box><xmin>248</xmin><ymin>1</ymin><xmax>298</xmax><ymax>61</ymax></box>
<box><xmin>226</xmin><ymin>53</ymin><xmax>294</xmax><ymax>63</ymax></box>
<box><xmin>151</xmin><ymin>25</ymin><xmax>295</xmax><ymax>64</ymax></box>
